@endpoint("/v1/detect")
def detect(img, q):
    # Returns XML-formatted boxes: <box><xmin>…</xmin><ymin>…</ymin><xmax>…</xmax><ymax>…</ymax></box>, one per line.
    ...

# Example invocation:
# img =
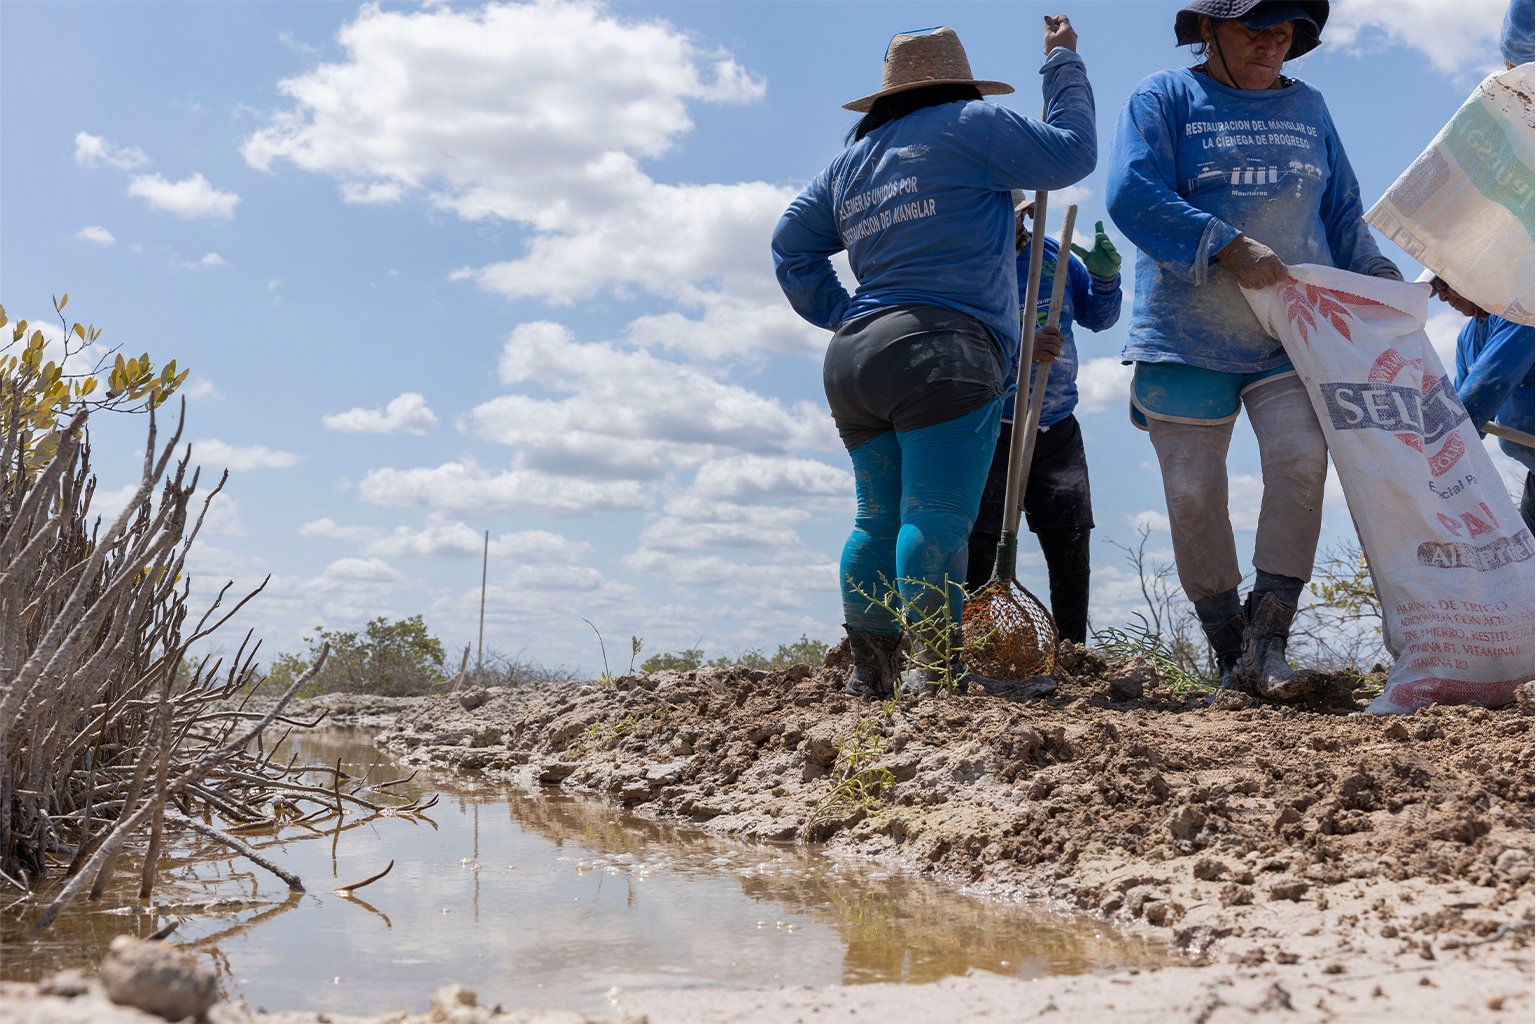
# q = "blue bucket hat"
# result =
<box><xmin>1175</xmin><ymin>0</ymin><xmax>1329</xmax><ymax>60</ymax></box>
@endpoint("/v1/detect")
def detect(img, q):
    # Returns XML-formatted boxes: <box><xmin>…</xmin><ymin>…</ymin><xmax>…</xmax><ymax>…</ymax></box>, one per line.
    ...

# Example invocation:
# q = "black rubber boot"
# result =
<box><xmin>1195</xmin><ymin>589</ymin><xmax>1246</xmax><ymax>692</ymax></box>
<box><xmin>1237</xmin><ymin>591</ymin><xmax>1307</xmax><ymax>700</ymax></box>
<box><xmin>1038</xmin><ymin>527</ymin><xmax>1091</xmax><ymax>645</ymax></box>
<box><xmin>843</xmin><ymin>626</ymin><xmax>901</xmax><ymax>699</ymax></box>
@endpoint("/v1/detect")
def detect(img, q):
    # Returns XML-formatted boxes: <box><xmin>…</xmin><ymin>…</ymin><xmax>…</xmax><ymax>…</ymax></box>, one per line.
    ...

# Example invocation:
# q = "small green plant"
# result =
<box><xmin>814</xmin><ymin>718</ymin><xmax>896</xmax><ymax>821</ymax></box>
<box><xmin>583</xmin><ymin>618</ymin><xmax>616</xmax><ymax>688</ymax></box>
<box><xmin>1093</xmin><ymin>614</ymin><xmax>1208</xmax><ymax>695</ymax></box>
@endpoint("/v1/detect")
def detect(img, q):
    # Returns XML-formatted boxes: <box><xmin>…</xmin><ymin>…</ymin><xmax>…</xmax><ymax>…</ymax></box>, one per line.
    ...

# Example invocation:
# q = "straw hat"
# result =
<box><xmin>843</xmin><ymin>26</ymin><xmax>1013</xmax><ymax>113</ymax></box>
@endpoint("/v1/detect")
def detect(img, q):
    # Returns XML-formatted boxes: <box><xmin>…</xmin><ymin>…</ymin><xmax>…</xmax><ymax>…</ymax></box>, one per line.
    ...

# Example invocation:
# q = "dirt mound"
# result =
<box><xmin>362</xmin><ymin>649</ymin><xmax>1533</xmax><ymax>1018</ymax></box>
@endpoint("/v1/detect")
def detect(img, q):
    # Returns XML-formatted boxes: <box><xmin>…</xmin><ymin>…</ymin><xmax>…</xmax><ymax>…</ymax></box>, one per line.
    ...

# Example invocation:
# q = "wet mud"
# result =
<box><xmin>8</xmin><ymin>648</ymin><xmax>1532</xmax><ymax>1022</ymax></box>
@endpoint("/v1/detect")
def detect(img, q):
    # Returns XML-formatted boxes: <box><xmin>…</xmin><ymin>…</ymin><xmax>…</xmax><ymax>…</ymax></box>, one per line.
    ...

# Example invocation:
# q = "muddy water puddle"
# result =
<box><xmin>2</xmin><ymin>728</ymin><xmax>1168</xmax><ymax>1015</ymax></box>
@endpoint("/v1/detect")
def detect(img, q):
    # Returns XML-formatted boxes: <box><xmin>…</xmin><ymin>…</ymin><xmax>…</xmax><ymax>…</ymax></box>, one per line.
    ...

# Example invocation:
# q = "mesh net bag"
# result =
<box><xmin>962</xmin><ymin>578</ymin><xmax>1057</xmax><ymax>679</ymax></box>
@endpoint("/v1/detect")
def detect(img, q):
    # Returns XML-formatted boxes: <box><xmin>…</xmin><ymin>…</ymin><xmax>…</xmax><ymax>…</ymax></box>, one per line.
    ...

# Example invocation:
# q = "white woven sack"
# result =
<box><xmin>1241</xmin><ymin>265</ymin><xmax>1535</xmax><ymax>714</ymax></box>
<box><xmin>1366</xmin><ymin>63</ymin><xmax>1534</xmax><ymax>327</ymax></box>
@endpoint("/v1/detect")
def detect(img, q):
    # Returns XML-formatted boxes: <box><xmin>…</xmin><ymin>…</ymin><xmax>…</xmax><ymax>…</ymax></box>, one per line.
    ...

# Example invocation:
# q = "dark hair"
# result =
<box><xmin>845</xmin><ymin>83</ymin><xmax>983</xmax><ymax>144</ymax></box>
<box><xmin>1190</xmin><ymin>14</ymin><xmax>1218</xmax><ymax>57</ymax></box>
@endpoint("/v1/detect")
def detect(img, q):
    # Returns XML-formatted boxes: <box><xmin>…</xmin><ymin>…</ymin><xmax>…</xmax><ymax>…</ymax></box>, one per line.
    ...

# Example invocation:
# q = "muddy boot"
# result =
<box><xmin>842</xmin><ymin>626</ymin><xmax>901</xmax><ymax>699</ymax></box>
<box><xmin>1237</xmin><ymin>574</ymin><xmax>1308</xmax><ymax>700</ymax></box>
<box><xmin>1195</xmin><ymin>589</ymin><xmax>1246</xmax><ymax>695</ymax></box>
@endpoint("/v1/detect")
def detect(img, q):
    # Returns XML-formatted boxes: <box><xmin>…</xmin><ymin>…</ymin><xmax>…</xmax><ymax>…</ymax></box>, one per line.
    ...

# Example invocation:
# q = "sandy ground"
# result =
<box><xmin>6</xmin><ymin>649</ymin><xmax>1533</xmax><ymax>1023</ymax></box>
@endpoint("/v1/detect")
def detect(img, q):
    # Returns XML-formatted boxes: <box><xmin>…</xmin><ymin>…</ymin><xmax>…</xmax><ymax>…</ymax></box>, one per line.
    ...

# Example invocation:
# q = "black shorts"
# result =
<box><xmin>823</xmin><ymin>306</ymin><xmax>1004</xmax><ymax>451</ymax></box>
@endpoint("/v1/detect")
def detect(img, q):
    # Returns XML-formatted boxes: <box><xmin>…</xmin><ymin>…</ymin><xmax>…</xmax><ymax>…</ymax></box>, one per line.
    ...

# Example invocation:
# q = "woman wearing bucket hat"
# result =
<box><xmin>1105</xmin><ymin>1</ymin><xmax>1401</xmax><ymax>700</ymax></box>
<box><xmin>772</xmin><ymin>18</ymin><xmax>1097</xmax><ymax>698</ymax></box>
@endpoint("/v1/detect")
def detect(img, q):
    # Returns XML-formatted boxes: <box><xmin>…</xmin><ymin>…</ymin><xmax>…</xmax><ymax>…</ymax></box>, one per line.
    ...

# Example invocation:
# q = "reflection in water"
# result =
<box><xmin>2</xmin><ymin>728</ymin><xmax>1167</xmax><ymax>1015</ymax></box>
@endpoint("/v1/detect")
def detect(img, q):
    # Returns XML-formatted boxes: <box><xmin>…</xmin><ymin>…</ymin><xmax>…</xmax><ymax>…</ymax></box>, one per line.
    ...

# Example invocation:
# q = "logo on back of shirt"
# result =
<box><xmin>894</xmin><ymin>144</ymin><xmax>930</xmax><ymax>162</ymax></box>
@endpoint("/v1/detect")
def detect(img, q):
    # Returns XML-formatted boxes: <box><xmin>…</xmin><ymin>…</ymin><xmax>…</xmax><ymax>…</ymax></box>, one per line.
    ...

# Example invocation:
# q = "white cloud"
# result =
<box><xmin>384</xmin><ymin>521</ymin><xmax>592</xmax><ymax>561</ymax></box>
<box><xmin>688</xmin><ymin>454</ymin><xmax>850</xmax><ymax>504</ymax></box>
<box><xmin>1130</xmin><ymin>508</ymin><xmax>1170</xmax><ymax>533</ymax></box>
<box><xmin>1075</xmin><ymin>357</ymin><xmax>1134</xmax><ymax>414</ymax></box>
<box><xmin>322</xmin><ymin>392</ymin><xmax>439</xmax><ymax>435</ymax></box>
<box><xmin>241</xmin><ymin>0</ymin><xmax>784</xmax><ymax>337</ymax></box>
<box><xmin>621</xmin><ymin>295</ymin><xmax>826</xmax><ymax>361</ymax></box>
<box><xmin>357</xmin><ymin>458</ymin><xmax>650</xmax><ymax>515</ymax></box>
<box><xmin>195</xmin><ymin>439</ymin><xmax>300</xmax><ymax>471</ymax></box>
<box><xmin>181</xmin><ymin>377</ymin><xmax>222</xmax><ymax>401</ymax></box>
<box><xmin>277</xmin><ymin>30</ymin><xmax>320</xmax><ymax>56</ymax></box>
<box><xmin>1228</xmin><ymin>472</ymin><xmax>1264</xmax><ymax>533</ymax></box>
<box><xmin>74</xmin><ymin>131</ymin><xmax>149</xmax><ymax>170</ymax></box>
<box><xmin>319</xmin><ymin>557</ymin><xmax>403</xmax><ymax>584</ymax></box>
<box><xmin>301</xmin><ymin>517</ymin><xmax>380</xmax><ymax>543</ymax></box>
<box><xmin>315</xmin><ymin>512</ymin><xmax>595</xmax><ymax>562</ymax></box>
<box><xmin>454</xmin><ymin>178</ymin><xmax>796</xmax><ymax>307</ymax></box>
<box><xmin>128</xmin><ymin>173</ymin><xmax>241</xmax><ymax>219</ymax></box>
<box><xmin>1327</xmin><ymin>0</ymin><xmax>1508</xmax><ymax>76</ymax></box>
<box><xmin>468</xmin><ymin>321</ymin><xmax>833</xmax><ymax>480</ymax></box>
<box><xmin>75</xmin><ymin>225</ymin><xmax>115</xmax><ymax>246</ymax></box>
<box><xmin>185</xmin><ymin>252</ymin><xmax>228</xmax><ymax>269</ymax></box>
<box><xmin>197</xmin><ymin>494</ymin><xmax>245</xmax><ymax>537</ymax></box>
<box><xmin>243</xmin><ymin>1</ymin><xmax>764</xmax><ymax>197</ymax></box>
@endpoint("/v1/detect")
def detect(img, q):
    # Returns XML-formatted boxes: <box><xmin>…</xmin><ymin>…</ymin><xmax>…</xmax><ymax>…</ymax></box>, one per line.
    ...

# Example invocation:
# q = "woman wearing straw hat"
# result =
<box><xmin>1105</xmin><ymin>1</ymin><xmax>1401</xmax><ymax>700</ymax></box>
<box><xmin>772</xmin><ymin>18</ymin><xmax>1098</xmax><ymax>698</ymax></box>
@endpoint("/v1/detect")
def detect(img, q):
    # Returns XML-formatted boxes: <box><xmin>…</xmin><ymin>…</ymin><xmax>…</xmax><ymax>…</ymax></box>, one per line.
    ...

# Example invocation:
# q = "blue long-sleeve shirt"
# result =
<box><xmin>1005</xmin><ymin>235</ymin><xmax>1122</xmax><ymax>425</ymax></box>
<box><xmin>772</xmin><ymin>48</ymin><xmax>1097</xmax><ymax>368</ymax></box>
<box><xmin>1456</xmin><ymin>314</ymin><xmax>1535</xmax><ymax>470</ymax></box>
<box><xmin>1502</xmin><ymin>0</ymin><xmax>1534</xmax><ymax>65</ymax></box>
<box><xmin>1106</xmin><ymin>68</ymin><xmax>1397</xmax><ymax>373</ymax></box>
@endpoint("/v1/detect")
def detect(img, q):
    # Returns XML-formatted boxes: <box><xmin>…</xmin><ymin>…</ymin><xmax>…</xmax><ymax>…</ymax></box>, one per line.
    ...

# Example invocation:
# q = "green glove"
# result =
<box><xmin>1070</xmin><ymin>220</ymin><xmax>1121</xmax><ymax>279</ymax></box>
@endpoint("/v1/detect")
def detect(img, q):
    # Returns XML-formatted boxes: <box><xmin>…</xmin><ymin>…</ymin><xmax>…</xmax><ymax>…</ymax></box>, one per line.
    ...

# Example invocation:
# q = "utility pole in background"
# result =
<box><xmin>477</xmin><ymin>529</ymin><xmax>488</xmax><ymax>684</ymax></box>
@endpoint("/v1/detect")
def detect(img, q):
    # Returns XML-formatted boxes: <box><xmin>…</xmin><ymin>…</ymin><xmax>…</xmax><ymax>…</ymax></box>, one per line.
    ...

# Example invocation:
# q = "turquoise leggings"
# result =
<box><xmin>841</xmin><ymin>399</ymin><xmax>1001</xmax><ymax>636</ymax></box>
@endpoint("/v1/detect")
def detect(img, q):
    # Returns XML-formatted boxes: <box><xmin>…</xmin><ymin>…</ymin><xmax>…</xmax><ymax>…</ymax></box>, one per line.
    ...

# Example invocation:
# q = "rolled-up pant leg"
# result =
<box><xmin>1146</xmin><ymin>416</ymin><xmax>1241</xmax><ymax>603</ymax></box>
<box><xmin>1243</xmin><ymin>374</ymin><xmax>1328</xmax><ymax>583</ymax></box>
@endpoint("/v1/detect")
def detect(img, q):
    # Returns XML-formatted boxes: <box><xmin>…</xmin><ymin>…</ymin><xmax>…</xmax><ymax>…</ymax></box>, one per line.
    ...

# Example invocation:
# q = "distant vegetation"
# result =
<box><xmin>261</xmin><ymin>618</ymin><xmax>830</xmax><ymax>696</ymax></box>
<box><xmin>639</xmin><ymin>634</ymin><xmax>830</xmax><ymax>674</ymax></box>
<box><xmin>264</xmin><ymin>615</ymin><xmax>447</xmax><ymax>697</ymax></box>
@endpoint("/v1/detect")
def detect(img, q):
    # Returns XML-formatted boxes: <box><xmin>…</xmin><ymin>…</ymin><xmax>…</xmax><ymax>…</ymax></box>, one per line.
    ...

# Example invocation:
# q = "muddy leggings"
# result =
<box><xmin>842</xmin><ymin>400</ymin><xmax>1001</xmax><ymax>635</ymax></box>
<box><xmin>1145</xmin><ymin>373</ymin><xmax>1327</xmax><ymax>602</ymax></box>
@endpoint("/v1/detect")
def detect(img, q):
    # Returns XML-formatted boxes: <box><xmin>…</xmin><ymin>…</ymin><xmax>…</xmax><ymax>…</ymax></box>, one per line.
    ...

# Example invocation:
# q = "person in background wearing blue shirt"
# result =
<box><xmin>1432</xmin><ymin>278</ymin><xmax>1535</xmax><ymax>534</ymax></box>
<box><xmin>1502</xmin><ymin>0</ymin><xmax>1534</xmax><ymax>67</ymax></box>
<box><xmin>772</xmin><ymin>19</ymin><xmax>1097</xmax><ymax>699</ymax></box>
<box><xmin>1105</xmin><ymin>0</ymin><xmax>1401</xmax><ymax>700</ymax></box>
<box><xmin>965</xmin><ymin>194</ymin><xmax>1122</xmax><ymax>645</ymax></box>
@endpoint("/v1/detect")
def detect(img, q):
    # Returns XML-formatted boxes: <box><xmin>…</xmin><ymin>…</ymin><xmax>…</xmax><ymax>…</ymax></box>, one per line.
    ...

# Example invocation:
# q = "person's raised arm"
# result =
<box><xmin>986</xmin><ymin>14</ymin><xmax>1096</xmax><ymax>190</ymax></box>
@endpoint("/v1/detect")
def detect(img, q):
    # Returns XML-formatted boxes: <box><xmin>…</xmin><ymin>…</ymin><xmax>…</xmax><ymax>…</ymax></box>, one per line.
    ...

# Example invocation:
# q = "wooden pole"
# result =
<box><xmin>477</xmin><ymin>529</ymin><xmax>488</xmax><ymax>683</ymax></box>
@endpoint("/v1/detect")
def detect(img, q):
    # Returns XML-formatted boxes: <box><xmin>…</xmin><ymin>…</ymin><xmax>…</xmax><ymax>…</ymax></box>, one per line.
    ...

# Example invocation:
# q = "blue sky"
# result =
<box><xmin>1</xmin><ymin>0</ymin><xmax>1523</xmax><ymax>677</ymax></box>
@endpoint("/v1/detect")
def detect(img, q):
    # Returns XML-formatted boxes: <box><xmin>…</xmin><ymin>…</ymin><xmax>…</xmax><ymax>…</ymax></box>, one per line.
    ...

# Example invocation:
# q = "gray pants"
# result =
<box><xmin>1146</xmin><ymin>374</ymin><xmax>1327</xmax><ymax>602</ymax></box>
